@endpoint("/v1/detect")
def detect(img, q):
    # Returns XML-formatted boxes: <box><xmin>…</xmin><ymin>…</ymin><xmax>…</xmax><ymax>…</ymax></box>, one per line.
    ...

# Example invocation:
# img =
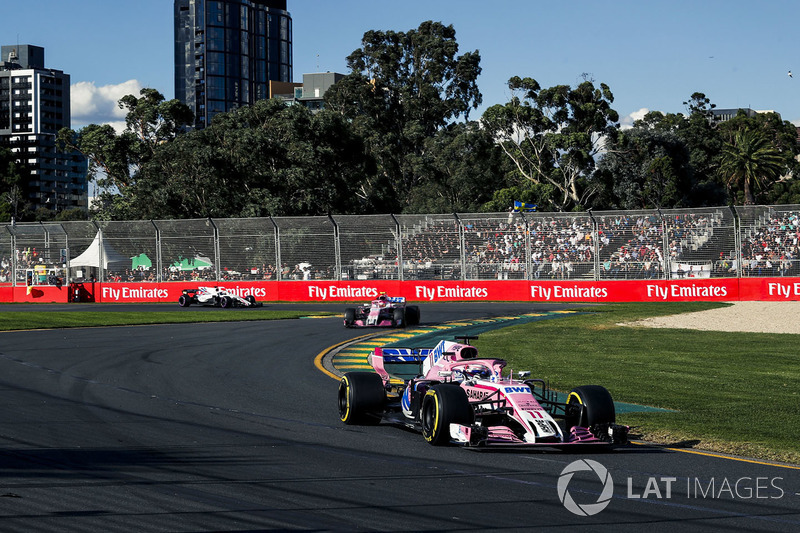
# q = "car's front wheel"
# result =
<box><xmin>565</xmin><ymin>385</ymin><xmax>616</xmax><ymax>430</ymax></box>
<box><xmin>338</xmin><ymin>372</ymin><xmax>385</xmax><ymax>425</ymax></box>
<box><xmin>245</xmin><ymin>295</ymin><xmax>256</xmax><ymax>306</ymax></box>
<box><xmin>220</xmin><ymin>296</ymin><xmax>233</xmax><ymax>308</ymax></box>
<box><xmin>420</xmin><ymin>384</ymin><xmax>473</xmax><ymax>445</ymax></box>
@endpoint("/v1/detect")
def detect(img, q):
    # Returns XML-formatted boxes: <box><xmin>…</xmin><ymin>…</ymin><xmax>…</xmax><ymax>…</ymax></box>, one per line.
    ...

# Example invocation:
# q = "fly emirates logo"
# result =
<box><xmin>530</xmin><ymin>285</ymin><xmax>608</xmax><ymax>301</ymax></box>
<box><xmin>307</xmin><ymin>286</ymin><xmax>379</xmax><ymax>300</ymax></box>
<box><xmin>414</xmin><ymin>285</ymin><xmax>488</xmax><ymax>301</ymax></box>
<box><xmin>646</xmin><ymin>284</ymin><xmax>727</xmax><ymax>300</ymax></box>
<box><xmin>767</xmin><ymin>282</ymin><xmax>800</xmax><ymax>299</ymax></box>
<box><xmin>102</xmin><ymin>286</ymin><xmax>170</xmax><ymax>300</ymax></box>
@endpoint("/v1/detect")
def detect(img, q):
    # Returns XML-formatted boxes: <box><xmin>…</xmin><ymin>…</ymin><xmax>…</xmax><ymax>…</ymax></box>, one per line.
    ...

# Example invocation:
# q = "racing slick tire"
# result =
<box><xmin>245</xmin><ymin>295</ymin><xmax>256</xmax><ymax>306</ymax></box>
<box><xmin>220</xmin><ymin>296</ymin><xmax>233</xmax><ymax>309</ymax></box>
<box><xmin>338</xmin><ymin>372</ymin><xmax>385</xmax><ymax>425</ymax></box>
<box><xmin>343</xmin><ymin>308</ymin><xmax>356</xmax><ymax>327</ymax></box>
<box><xmin>405</xmin><ymin>306</ymin><xmax>420</xmax><ymax>326</ymax></box>
<box><xmin>392</xmin><ymin>307</ymin><xmax>406</xmax><ymax>328</ymax></box>
<box><xmin>421</xmin><ymin>384</ymin><xmax>474</xmax><ymax>446</ymax></box>
<box><xmin>178</xmin><ymin>295</ymin><xmax>191</xmax><ymax>307</ymax></box>
<box><xmin>565</xmin><ymin>385</ymin><xmax>616</xmax><ymax>430</ymax></box>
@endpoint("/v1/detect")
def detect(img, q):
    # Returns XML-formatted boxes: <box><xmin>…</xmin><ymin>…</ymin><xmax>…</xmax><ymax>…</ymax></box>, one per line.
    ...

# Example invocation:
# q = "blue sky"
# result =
<box><xmin>3</xmin><ymin>0</ymin><xmax>800</xmax><ymax>129</ymax></box>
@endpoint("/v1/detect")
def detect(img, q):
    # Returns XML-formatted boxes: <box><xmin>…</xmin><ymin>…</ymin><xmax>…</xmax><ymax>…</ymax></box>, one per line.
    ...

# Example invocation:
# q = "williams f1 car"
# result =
<box><xmin>338</xmin><ymin>336</ymin><xmax>628</xmax><ymax>447</ymax></box>
<box><xmin>343</xmin><ymin>294</ymin><xmax>420</xmax><ymax>328</ymax></box>
<box><xmin>178</xmin><ymin>286</ymin><xmax>262</xmax><ymax>308</ymax></box>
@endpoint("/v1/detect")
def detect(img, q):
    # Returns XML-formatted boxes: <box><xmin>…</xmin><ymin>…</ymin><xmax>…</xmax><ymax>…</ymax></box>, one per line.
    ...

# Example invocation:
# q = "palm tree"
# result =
<box><xmin>718</xmin><ymin>129</ymin><xmax>784</xmax><ymax>205</ymax></box>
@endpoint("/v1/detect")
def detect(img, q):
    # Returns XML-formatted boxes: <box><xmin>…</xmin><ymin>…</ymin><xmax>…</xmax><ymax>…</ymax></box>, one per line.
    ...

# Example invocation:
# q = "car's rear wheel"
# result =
<box><xmin>565</xmin><ymin>385</ymin><xmax>616</xmax><ymax>430</ymax></box>
<box><xmin>178</xmin><ymin>295</ymin><xmax>191</xmax><ymax>307</ymax></box>
<box><xmin>420</xmin><ymin>384</ymin><xmax>473</xmax><ymax>446</ymax></box>
<box><xmin>343</xmin><ymin>308</ymin><xmax>356</xmax><ymax>327</ymax></box>
<box><xmin>406</xmin><ymin>306</ymin><xmax>420</xmax><ymax>325</ymax></box>
<box><xmin>392</xmin><ymin>307</ymin><xmax>405</xmax><ymax>327</ymax></box>
<box><xmin>220</xmin><ymin>296</ymin><xmax>233</xmax><ymax>308</ymax></box>
<box><xmin>338</xmin><ymin>372</ymin><xmax>385</xmax><ymax>425</ymax></box>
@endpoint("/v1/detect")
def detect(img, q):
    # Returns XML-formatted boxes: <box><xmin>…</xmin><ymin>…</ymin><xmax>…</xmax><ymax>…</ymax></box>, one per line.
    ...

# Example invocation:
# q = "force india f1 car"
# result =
<box><xmin>178</xmin><ymin>286</ymin><xmax>263</xmax><ymax>308</ymax></box>
<box><xmin>338</xmin><ymin>336</ymin><xmax>628</xmax><ymax>448</ymax></box>
<box><xmin>343</xmin><ymin>294</ymin><xmax>420</xmax><ymax>328</ymax></box>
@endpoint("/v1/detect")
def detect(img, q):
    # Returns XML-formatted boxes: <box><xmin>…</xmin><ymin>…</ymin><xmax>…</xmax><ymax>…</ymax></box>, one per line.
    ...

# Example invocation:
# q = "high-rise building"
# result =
<box><xmin>0</xmin><ymin>44</ymin><xmax>87</xmax><ymax>216</ymax></box>
<box><xmin>174</xmin><ymin>0</ymin><xmax>293</xmax><ymax>129</ymax></box>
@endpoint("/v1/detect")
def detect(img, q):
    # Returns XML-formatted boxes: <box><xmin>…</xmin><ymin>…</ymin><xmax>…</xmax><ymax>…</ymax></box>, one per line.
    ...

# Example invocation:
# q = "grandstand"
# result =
<box><xmin>0</xmin><ymin>205</ymin><xmax>798</xmax><ymax>285</ymax></box>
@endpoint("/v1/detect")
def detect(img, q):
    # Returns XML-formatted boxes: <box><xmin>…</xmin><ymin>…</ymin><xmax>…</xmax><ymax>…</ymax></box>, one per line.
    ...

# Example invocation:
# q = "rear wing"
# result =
<box><xmin>387</xmin><ymin>296</ymin><xmax>405</xmax><ymax>303</ymax></box>
<box><xmin>371</xmin><ymin>346</ymin><xmax>431</xmax><ymax>381</ymax></box>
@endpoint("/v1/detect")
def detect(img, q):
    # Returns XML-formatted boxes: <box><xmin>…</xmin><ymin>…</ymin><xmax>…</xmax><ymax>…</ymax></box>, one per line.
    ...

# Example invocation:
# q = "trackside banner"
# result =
<box><xmin>0</xmin><ymin>278</ymin><xmax>798</xmax><ymax>303</ymax></box>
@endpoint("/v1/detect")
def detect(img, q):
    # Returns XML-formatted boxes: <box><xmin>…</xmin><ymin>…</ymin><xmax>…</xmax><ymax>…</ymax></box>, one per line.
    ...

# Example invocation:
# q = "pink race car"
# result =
<box><xmin>343</xmin><ymin>294</ymin><xmax>420</xmax><ymax>328</ymax></box>
<box><xmin>338</xmin><ymin>336</ymin><xmax>628</xmax><ymax>447</ymax></box>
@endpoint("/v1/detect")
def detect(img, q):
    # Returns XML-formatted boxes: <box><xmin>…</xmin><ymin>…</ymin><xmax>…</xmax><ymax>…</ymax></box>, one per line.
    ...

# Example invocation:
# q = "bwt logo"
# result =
<box><xmin>557</xmin><ymin>459</ymin><xmax>614</xmax><ymax>516</ymax></box>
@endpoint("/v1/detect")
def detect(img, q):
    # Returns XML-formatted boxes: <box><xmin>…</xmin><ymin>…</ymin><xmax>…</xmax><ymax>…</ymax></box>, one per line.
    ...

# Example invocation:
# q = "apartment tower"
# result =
<box><xmin>174</xmin><ymin>0</ymin><xmax>293</xmax><ymax>129</ymax></box>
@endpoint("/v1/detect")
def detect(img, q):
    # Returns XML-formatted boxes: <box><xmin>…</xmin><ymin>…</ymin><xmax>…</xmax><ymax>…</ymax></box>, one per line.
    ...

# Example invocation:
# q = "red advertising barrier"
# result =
<box><xmin>738</xmin><ymin>277</ymin><xmax>800</xmax><ymax>301</ymax></box>
<box><xmin>1</xmin><ymin>278</ymin><xmax>800</xmax><ymax>304</ymax></box>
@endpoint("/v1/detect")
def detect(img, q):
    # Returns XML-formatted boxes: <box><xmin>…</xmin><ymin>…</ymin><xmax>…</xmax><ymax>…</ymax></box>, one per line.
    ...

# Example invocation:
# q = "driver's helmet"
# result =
<box><xmin>462</xmin><ymin>364</ymin><xmax>491</xmax><ymax>380</ymax></box>
<box><xmin>377</xmin><ymin>293</ymin><xmax>388</xmax><ymax>306</ymax></box>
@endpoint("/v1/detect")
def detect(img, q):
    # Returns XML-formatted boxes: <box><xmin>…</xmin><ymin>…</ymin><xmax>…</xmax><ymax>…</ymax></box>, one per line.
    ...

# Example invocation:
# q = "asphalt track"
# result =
<box><xmin>0</xmin><ymin>302</ymin><xmax>798</xmax><ymax>532</ymax></box>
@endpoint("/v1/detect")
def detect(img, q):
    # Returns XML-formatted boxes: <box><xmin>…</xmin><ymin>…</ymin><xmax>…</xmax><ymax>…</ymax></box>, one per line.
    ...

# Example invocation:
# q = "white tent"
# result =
<box><xmin>69</xmin><ymin>232</ymin><xmax>130</xmax><ymax>269</ymax></box>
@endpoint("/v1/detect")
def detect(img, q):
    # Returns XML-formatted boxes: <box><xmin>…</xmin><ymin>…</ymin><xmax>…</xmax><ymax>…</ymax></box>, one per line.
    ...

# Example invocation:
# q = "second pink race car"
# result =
<box><xmin>343</xmin><ymin>294</ymin><xmax>420</xmax><ymax>328</ymax></box>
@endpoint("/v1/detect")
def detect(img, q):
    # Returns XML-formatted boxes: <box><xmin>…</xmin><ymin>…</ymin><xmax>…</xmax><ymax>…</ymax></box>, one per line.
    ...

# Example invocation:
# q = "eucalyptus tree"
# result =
<box><xmin>482</xmin><ymin>76</ymin><xmax>619</xmax><ymax>211</ymax></box>
<box><xmin>325</xmin><ymin>21</ymin><xmax>482</xmax><ymax>211</ymax></box>
<box><xmin>57</xmin><ymin>88</ymin><xmax>193</xmax><ymax>218</ymax></box>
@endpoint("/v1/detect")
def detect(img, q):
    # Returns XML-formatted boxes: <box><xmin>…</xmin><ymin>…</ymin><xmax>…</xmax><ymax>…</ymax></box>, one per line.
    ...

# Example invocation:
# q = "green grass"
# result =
<box><xmin>0</xmin><ymin>310</ymin><xmax>336</xmax><ymax>331</ymax></box>
<box><xmin>474</xmin><ymin>302</ymin><xmax>800</xmax><ymax>464</ymax></box>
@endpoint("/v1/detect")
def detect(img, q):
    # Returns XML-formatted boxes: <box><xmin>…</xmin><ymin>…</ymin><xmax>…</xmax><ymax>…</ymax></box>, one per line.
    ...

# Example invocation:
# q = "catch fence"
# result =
<box><xmin>1</xmin><ymin>205</ymin><xmax>798</xmax><ymax>287</ymax></box>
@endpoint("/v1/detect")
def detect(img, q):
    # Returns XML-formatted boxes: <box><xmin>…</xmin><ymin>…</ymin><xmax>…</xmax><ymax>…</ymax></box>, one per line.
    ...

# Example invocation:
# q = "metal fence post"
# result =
<box><xmin>6</xmin><ymin>225</ymin><xmax>15</xmax><ymax>287</ymax></box>
<box><xmin>657</xmin><ymin>209</ymin><xmax>669</xmax><ymax>280</ymax></box>
<box><xmin>151</xmin><ymin>220</ymin><xmax>162</xmax><ymax>282</ymax></box>
<box><xmin>207</xmin><ymin>217</ymin><xmax>220</xmax><ymax>281</ymax></box>
<box><xmin>91</xmin><ymin>221</ymin><xmax>104</xmax><ymax>282</ymax></box>
<box><xmin>390</xmin><ymin>214</ymin><xmax>403</xmax><ymax>281</ymax></box>
<box><xmin>269</xmin><ymin>216</ymin><xmax>281</xmax><ymax>281</ymax></box>
<box><xmin>521</xmin><ymin>212</ymin><xmax>532</xmax><ymax>281</ymax></box>
<box><xmin>587</xmin><ymin>209</ymin><xmax>599</xmax><ymax>281</ymax></box>
<box><xmin>327</xmin><ymin>213</ymin><xmax>342</xmax><ymax>280</ymax></box>
<box><xmin>730</xmin><ymin>206</ymin><xmax>742</xmax><ymax>278</ymax></box>
<box><xmin>454</xmin><ymin>213</ymin><xmax>466</xmax><ymax>281</ymax></box>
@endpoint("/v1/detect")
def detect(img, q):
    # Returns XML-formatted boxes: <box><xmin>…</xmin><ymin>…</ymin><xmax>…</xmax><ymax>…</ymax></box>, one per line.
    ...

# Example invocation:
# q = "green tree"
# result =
<box><xmin>593</xmin><ymin>127</ymin><xmax>692</xmax><ymax>209</ymax></box>
<box><xmin>57</xmin><ymin>88</ymin><xmax>193</xmax><ymax>215</ymax></box>
<box><xmin>482</xmin><ymin>76</ymin><xmax>619</xmax><ymax>211</ymax></box>
<box><xmin>627</xmin><ymin>93</ymin><xmax>726</xmax><ymax>206</ymax></box>
<box><xmin>719</xmin><ymin>128</ymin><xmax>785</xmax><ymax>205</ymax></box>
<box><xmin>130</xmin><ymin>99</ymin><xmax>373</xmax><ymax>219</ymax></box>
<box><xmin>405</xmin><ymin>121</ymin><xmax>509</xmax><ymax>213</ymax></box>
<box><xmin>325</xmin><ymin>21</ymin><xmax>482</xmax><ymax>211</ymax></box>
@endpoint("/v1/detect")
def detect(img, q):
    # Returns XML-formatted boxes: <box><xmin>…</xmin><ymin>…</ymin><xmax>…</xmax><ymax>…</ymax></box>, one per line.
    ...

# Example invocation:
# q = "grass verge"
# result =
<box><xmin>0</xmin><ymin>310</ymin><xmax>336</xmax><ymax>331</ymax></box>
<box><xmin>474</xmin><ymin>302</ymin><xmax>800</xmax><ymax>465</ymax></box>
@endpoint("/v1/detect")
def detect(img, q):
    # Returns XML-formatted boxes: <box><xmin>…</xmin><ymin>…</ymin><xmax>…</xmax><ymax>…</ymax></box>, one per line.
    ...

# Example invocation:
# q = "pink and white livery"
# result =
<box><xmin>343</xmin><ymin>294</ymin><xmax>420</xmax><ymax>328</ymax></box>
<box><xmin>338</xmin><ymin>336</ymin><xmax>628</xmax><ymax>447</ymax></box>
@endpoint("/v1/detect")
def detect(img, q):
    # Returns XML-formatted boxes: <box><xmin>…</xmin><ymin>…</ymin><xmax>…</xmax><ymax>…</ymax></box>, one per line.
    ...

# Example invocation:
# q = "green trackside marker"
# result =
<box><xmin>330</xmin><ymin>311</ymin><xmax>674</xmax><ymax>414</ymax></box>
